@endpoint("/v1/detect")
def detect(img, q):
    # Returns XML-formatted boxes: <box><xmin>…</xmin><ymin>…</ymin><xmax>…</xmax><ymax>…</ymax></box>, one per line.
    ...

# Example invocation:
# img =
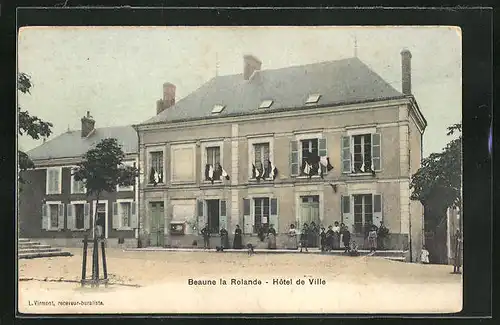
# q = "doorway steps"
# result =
<box><xmin>18</xmin><ymin>238</ymin><xmax>73</xmax><ymax>259</ymax></box>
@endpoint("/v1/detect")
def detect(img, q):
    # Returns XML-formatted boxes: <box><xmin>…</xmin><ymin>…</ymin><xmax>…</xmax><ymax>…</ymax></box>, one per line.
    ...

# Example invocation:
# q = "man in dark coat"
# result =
<box><xmin>201</xmin><ymin>223</ymin><xmax>211</xmax><ymax>249</ymax></box>
<box><xmin>326</xmin><ymin>225</ymin><xmax>334</xmax><ymax>251</ymax></box>
<box><xmin>300</xmin><ymin>223</ymin><xmax>309</xmax><ymax>252</ymax></box>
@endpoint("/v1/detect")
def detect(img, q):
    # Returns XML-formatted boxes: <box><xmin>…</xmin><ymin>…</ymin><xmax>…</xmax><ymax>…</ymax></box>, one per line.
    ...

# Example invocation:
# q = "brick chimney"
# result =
<box><xmin>401</xmin><ymin>48</ymin><xmax>412</xmax><ymax>95</ymax></box>
<box><xmin>81</xmin><ymin>111</ymin><xmax>95</xmax><ymax>138</ymax></box>
<box><xmin>243</xmin><ymin>55</ymin><xmax>262</xmax><ymax>80</ymax></box>
<box><xmin>157</xmin><ymin>82</ymin><xmax>176</xmax><ymax>115</ymax></box>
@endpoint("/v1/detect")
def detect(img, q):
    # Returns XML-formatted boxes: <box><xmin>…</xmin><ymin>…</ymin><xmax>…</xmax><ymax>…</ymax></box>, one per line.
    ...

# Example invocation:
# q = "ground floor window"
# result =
<box><xmin>254</xmin><ymin>197</ymin><xmax>270</xmax><ymax>231</ymax></box>
<box><xmin>353</xmin><ymin>194</ymin><xmax>373</xmax><ymax>233</ymax></box>
<box><xmin>49</xmin><ymin>204</ymin><xmax>59</xmax><ymax>228</ymax></box>
<box><xmin>120</xmin><ymin>202</ymin><xmax>132</xmax><ymax>228</ymax></box>
<box><xmin>74</xmin><ymin>204</ymin><xmax>85</xmax><ymax>230</ymax></box>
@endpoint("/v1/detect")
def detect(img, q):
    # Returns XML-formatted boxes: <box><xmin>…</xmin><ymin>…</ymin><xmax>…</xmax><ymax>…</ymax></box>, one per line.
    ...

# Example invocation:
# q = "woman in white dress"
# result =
<box><xmin>287</xmin><ymin>224</ymin><xmax>298</xmax><ymax>249</ymax></box>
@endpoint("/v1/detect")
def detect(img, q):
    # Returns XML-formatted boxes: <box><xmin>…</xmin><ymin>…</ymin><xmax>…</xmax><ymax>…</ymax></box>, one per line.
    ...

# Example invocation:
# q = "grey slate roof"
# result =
<box><xmin>142</xmin><ymin>57</ymin><xmax>404</xmax><ymax>125</ymax></box>
<box><xmin>27</xmin><ymin>126</ymin><xmax>137</xmax><ymax>160</ymax></box>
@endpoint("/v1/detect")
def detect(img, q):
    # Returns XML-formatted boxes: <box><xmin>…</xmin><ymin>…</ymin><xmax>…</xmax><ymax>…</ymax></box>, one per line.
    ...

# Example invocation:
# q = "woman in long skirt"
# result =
<box><xmin>300</xmin><ymin>223</ymin><xmax>309</xmax><ymax>252</ymax></box>
<box><xmin>326</xmin><ymin>225</ymin><xmax>334</xmax><ymax>251</ymax></box>
<box><xmin>220</xmin><ymin>226</ymin><xmax>229</xmax><ymax>249</ymax></box>
<box><xmin>267</xmin><ymin>224</ymin><xmax>277</xmax><ymax>249</ymax></box>
<box><xmin>332</xmin><ymin>221</ymin><xmax>341</xmax><ymax>249</ymax></box>
<box><xmin>309</xmin><ymin>222</ymin><xmax>318</xmax><ymax>248</ymax></box>
<box><xmin>287</xmin><ymin>224</ymin><xmax>298</xmax><ymax>249</ymax></box>
<box><xmin>233</xmin><ymin>225</ymin><xmax>243</xmax><ymax>249</ymax></box>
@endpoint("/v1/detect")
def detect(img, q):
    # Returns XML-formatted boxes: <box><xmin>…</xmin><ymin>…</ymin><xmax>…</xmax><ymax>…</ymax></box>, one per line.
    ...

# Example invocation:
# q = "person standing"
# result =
<box><xmin>201</xmin><ymin>223</ymin><xmax>210</xmax><ymax>249</ymax></box>
<box><xmin>309</xmin><ymin>221</ymin><xmax>318</xmax><ymax>248</ymax></box>
<box><xmin>332</xmin><ymin>222</ymin><xmax>341</xmax><ymax>250</ymax></box>
<box><xmin>453</xmin><ymin>229</ymin><xmax>463</xmax><ymax>274</ymax></box>
<box><xmin>320</xmin><ymin>227</ymin><xmax>326</xmax><ymax>252</ymax></box>
<box><xmin>287</xmin><ymin>224</ymin><xmax>298</xmax><ymax>250</ymax></box>
<box><xmin>341</xmin><ymin>224</ymin><xmax>351</xmax><ymax>253</ymax></box>
<box><xmin>220</xmin><ymin>226</ymin><xmax>229</xmax><ymax>249</ymax></box>
<box><xmin>300</xmin><ymin>223</ymin><xmax>309</xmax><ymax>252</ymax></box>
<box><xmin>233</xmin><ymin>225</ymin><xmax>243</xmax><ymax>249</ymax></box>
<box><xmin>368</xmin><ymin>225</ymin><xmax>378</xmax><ymax>253</ymax></box>
<box><xmin>326</xmin><ymin>225</ymin><xmax>334</xmax><ymax>251</ymax></box>
<box><xmin>267</xmin><ymin>224</ymin><xmax>277</xmax><ymax>249</ymax></box>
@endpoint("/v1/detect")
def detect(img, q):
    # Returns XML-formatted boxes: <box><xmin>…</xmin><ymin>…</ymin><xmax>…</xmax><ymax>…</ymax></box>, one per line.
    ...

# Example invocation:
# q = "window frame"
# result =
<box><xmin>201</xmin><ymin>140</ymin><xmax>225</xmax><ymax>184</ymax></box>
<box><xmin>70</xmin><ymin>200</ymin><xmax>88</xmax><ymax>231</ymax></box>
<box><xmin>170</xmin><ymin>142</ymin><xmax>197</xmax><ymax>184</ymax></box>
<box><xmin>46</xmin><ymin>167</ymin><xmax>62</xmax><ymax>195</ymax></box>
<box><xmin>70</xmin><ymin>166</ymin><xmax>86</xmax><ymax>195</ymax></box>
<box><xmin>305</xmin><ymin>94</ymin><xmax>321</xmax><ymax>104</ymax></box>
<box><xmin>344</xmin><ymin>127</ymin><xmax>381</xmax><ymax>176</ymax></box>
<box><xmin>116</xmin><ymin>160</ymin><xmax>135</xmax><ymax>192</ymax></box>
<box><xmin>45</xmin><ymin>200</ymin><xmax>62</xmax><ymax>231</ymax></box>
<box><xmin>293</xmin><ymin>132</ymin><xmax>324</xmax><ymax>179</ymax></box>
<box><xmin>116</xmin><ymin>198</ymin><xmax>134</xmax><ymax>230</ymax></box>
<box><xmin>248</xmin><ymin>136</ymin><xmax>275</xmax><ymax>181</ymax></box>
<box><xmin>146</xmin><ymin>145</ymin><xmax>167</xmax><ymax>185</ymax></box>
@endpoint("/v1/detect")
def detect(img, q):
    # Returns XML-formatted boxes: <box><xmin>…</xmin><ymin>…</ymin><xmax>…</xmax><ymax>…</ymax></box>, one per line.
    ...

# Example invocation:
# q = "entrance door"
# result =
<box><xmin>300</xmin><ymin>196</ymin><xmax>320</xmax><ymax>229</ymax></box>
<box><xmin>206</xmin><ymin>199</ymin><xmax>220</xmax><ymax>234</ymax></box>
<box><xmin>149</xmin><ymin>202</ymin><xmax>165</xmax><ymax>247</ymax></box>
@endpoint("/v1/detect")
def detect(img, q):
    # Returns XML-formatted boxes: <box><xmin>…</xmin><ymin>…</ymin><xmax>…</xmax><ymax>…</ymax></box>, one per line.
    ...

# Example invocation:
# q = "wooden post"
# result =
<box><xmin>91</xmin><ymin>236</ymin><xmax>98</xmax><ymax>287</ymax></box>
<box><xmin>101</xmin><ymin>240</ymin><xmax>108</xmax><ymax>286</ymax></box>
<box><xmin>81</xmin><ymin>235</ymin><xmax>88</xmax><ymax>287</ymax></box>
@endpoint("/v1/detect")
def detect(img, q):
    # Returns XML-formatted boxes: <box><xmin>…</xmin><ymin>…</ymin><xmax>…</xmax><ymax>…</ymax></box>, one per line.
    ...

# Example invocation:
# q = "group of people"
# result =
<box><xmin>286</xmin><ymin>222</ymin><xmax>355</xmax><ymax>253</ymax></box>
<box><xmin>199</xmin><ymin>223</ymin><xmax>278</xmax><ymax>250</ymax></box>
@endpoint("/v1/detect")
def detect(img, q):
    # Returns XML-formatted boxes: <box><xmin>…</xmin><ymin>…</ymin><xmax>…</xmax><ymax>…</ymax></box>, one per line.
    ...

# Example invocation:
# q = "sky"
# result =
<box><xmin>17</xmin><ymin>26</ymin><xmax>461</xmax><ymax>157</ymax></box>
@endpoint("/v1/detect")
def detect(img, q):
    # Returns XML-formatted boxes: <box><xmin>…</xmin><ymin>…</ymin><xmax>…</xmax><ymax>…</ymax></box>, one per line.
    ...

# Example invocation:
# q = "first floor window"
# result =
<box><xmin>353</xmin><ymin>134</ymin><xmax>372</xmax><ymax>173</ymax></box>
<box><xmin>253</xmin><ymin>143</ymin><xmax>270</xmax><ymax>177</ymax></box>
<box><xmin>46</xmin><ymin>168</ymin><xmax>61</xmax><ymax>194</ymax></box>
<box><xmin>149</xmin><ymin>151</ymin><xmax>164</xmax><ymax>184</ymax></box>
<box><xmin>300</xmin><ymin>139</ymin><xmax>319</xmax><ymax>176</ymax></box>
<box><xmin>254</xmin><ymin>197</ymin><xmax>270</xmax><ymax>230</ymax></box>
<box><xmin>75</xmin><ymin>204</ymin><xmax>85</xmax><ymax>229</ymax></box>
<box><xmin>353</xmin><ymin>194</ymin><xmax>373</xmax><ymax>233</ymax></box>
<box><xmin>205</xmin><ymin>146</ymin><xmax>221</xmax><ymax>181</ymax></box>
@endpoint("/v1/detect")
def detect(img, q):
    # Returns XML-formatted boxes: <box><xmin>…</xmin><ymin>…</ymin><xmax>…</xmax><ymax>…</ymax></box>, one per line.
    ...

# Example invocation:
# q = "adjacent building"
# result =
<box><xmin>134</xmin><ymin>50</ymin><xmax>427</xmax><ymax>260</ymax></box>
<box><xmin>18</xmin><ymin>112</ymin><xmax>139</xmax><ymax>248</ymax></box>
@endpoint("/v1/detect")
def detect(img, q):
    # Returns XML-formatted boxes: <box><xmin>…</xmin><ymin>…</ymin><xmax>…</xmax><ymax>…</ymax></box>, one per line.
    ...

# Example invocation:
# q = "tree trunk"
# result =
<box><xmin>93</xmin><ymin>192</ymin><xmax>101</xmax><ymax>240</ymax></box>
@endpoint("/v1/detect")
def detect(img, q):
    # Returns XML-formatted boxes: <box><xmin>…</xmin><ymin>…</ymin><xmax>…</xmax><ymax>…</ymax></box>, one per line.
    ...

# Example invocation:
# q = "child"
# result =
<box><xmin>349</xmin><ymin>241</ymin><xmax>359</xmax><ymax>256</ymax></box>
<box><xmin>420</xmin><ymin>246</ymin><xmax>430</xmax><ymax>264</ymax></box>
<box><xmin>320</xmin><ymin>227</ymin><xmax>326</xmax><ymax>252</ymax></box>
<box><xmin>368</xmin><ymin>226</ymin><xmax>378</xmax><ymax>253</ymax></box>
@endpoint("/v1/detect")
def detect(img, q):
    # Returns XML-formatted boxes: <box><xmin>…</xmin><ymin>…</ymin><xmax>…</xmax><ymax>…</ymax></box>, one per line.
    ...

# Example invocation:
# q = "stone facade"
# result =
<box><xmin>136</xmin><ymin>97</ymin><xmax>426</xmax><ymax>260</ymax></box>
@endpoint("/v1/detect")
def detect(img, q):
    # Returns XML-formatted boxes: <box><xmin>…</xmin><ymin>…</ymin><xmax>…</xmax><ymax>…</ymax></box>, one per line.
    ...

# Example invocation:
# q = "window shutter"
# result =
<box><xmin>197</xmin><ymin>200</ymin><xmax>205</xmax><ymax>234</ymax></box>
<box><xmin>66</xmin><ymin>204</ymin><xmax>75</xmax><ymax>230</ymax></box>
<box><xmin>341</xmin><ymin>195</ymin><xmax>354</xmax><ymax>233</ymax></box>
<box><xmin>147</xmin><ymin>152</ymin><xmax>153</xmax><ymax>183</ymax></box>
<box><xmin>341</xmin><ymin>136</ymin><xmax>351</xmax><ymax>173</ymax></box>
<box><xmin>373</xmin><ymin>194</ymin><xmax>382</xmax><ymax>227</ymax></box>
<box><xmin>290</xmin><ymin>140</ymin><xmax>299</xmax><ymax>176</ymax></box>
<box><xmin>55</xmin><ymin>169</ymin><xmax>60</xmax><ymax>194</ymax></box>
<box><xmin>319</xmin><ymin>138</ymin><xmax>327</xmax><ymax>157</ymax></box>
<box><xmin>243</xmin><ymin>198</ymin><xmax>253</xmax><ymax>234</ymax></box>
<box><xmin>84</xmin><ymin>203</ymin><xmax>90</xmax><ymax>229</ymax></box>
<box><xmin>57</xmin><ymin>203</ymin><xmax>65</xmax><ymax>230</ymax></box>
<box><xmin>219</xmin><ymin>200</ymin><xmax>227</xmax><ymax>230</ymax></box>
<box><xmin>46</xmin><ymin>170</ymin><xmax>52</xmax><ymax>194</ymax></box>
<box><xmin>112</xmin><ymin>202</ymin><xmax>120</xmax><ymax>229</ymax></box>
<box><xmin>41</xmin><ymin>204</ymin><xmax>49</xmax><ymax>230</ymax></box>
<box><xmin>372</xmin><ymin>133</ymin><xmax>381</xmax><ymax>171</ymax></box>
<box><xmin>130</xmin><ymin>202</ymin><xmax>138</xmax><ymax>228</ymax></box>
<box><xmin>270</xmin><ymin>198</ymin><xmax>279</xmax><ymax>233</ymax></box>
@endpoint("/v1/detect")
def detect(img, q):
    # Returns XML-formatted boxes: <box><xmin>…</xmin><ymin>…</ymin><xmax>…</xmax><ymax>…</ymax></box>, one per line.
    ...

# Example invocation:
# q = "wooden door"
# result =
<box><xmin>149</xmin><ymin>202</ymin><xmax>165</xmax><ymax>247</ymax></box>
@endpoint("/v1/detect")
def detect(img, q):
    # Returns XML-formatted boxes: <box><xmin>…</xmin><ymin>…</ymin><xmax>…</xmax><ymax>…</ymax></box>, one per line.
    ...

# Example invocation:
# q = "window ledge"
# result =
<box><xmin>147</xmin><ymin>182</ymin><xmax>165</xmax><ymax>187</ymax></box>
<box><xmin>71</xmin><ymin>229</ymin><xmax>87</xmax><ymax>232</ymax></box>
<box><xmin>118</xmin><ymin>227</ymin><xmax>134</xmax><ymax>231</ymax></box>
<box><xmin>117</xmin><ymin>188</ymin><xmax>134</xmax><ymax>192</ymax></box>
<box><xmin>202</xmin><ymin>180</ymin><xmax>223</xmax><ymax>184</ymax></box>
<box><xmin>295</xmin><ymin>175</ymin><xmax>322</xmax><ymax>179</ymax></box>
<box><xmin>46</xmin><ymin>192</ymin><xmax>62</xmax><ymax>195</ymax></box>
<box><xmin>46</xmin><ymin>229</ymin><xmax>60</xmax><ymax>232</ymax></box>
<box><xmin>348</xmin><ymin>172</ymin><xmax>376</xmax><ymax>177</ymax></box>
